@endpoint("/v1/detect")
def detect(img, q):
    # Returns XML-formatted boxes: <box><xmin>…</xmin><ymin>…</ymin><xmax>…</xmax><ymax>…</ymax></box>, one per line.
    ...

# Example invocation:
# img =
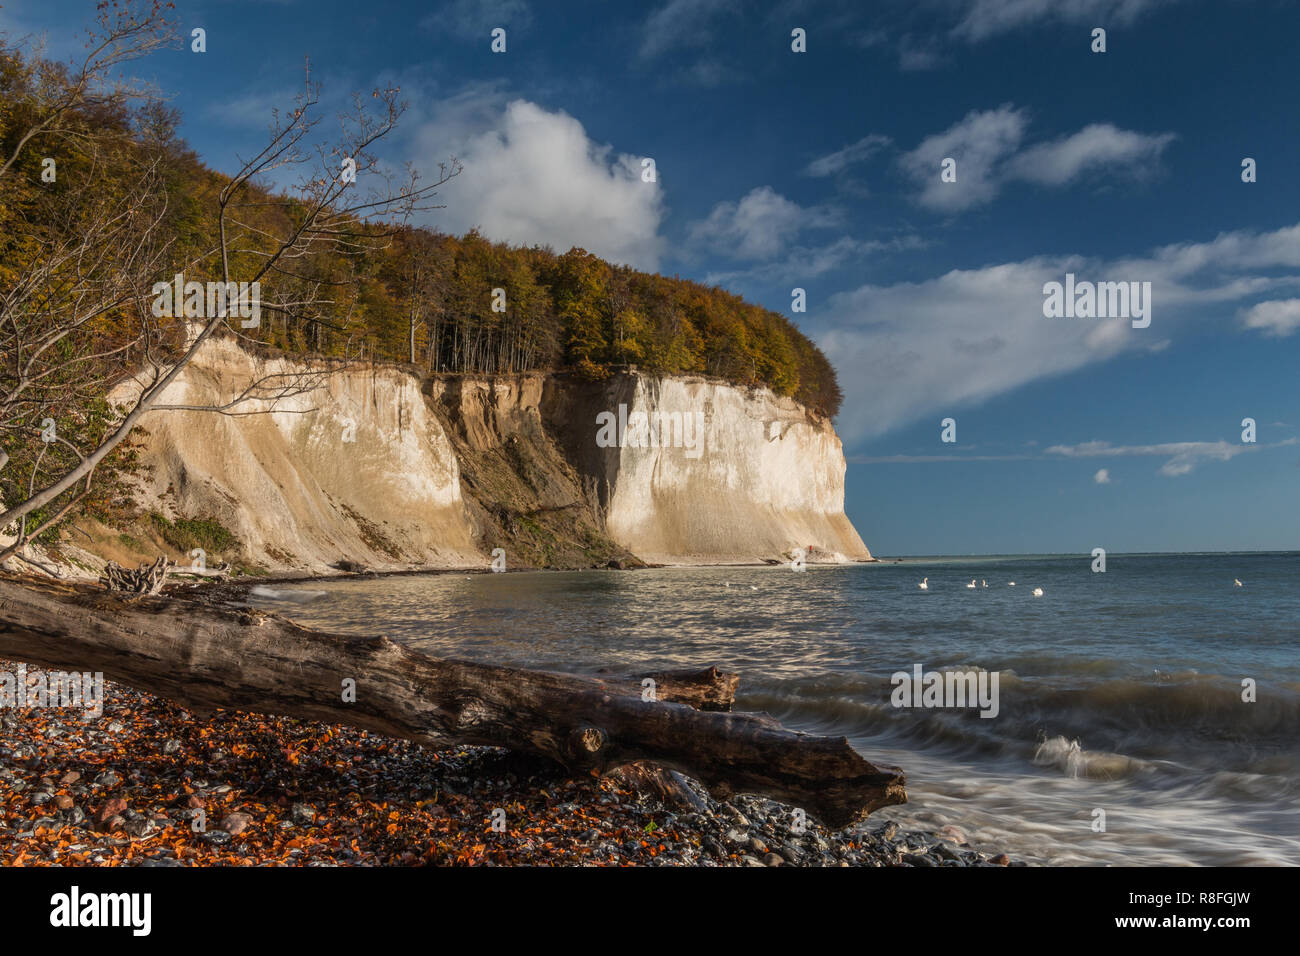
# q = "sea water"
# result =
<box><xmin>248</xmin><ymin>552</ymin><xmax>1300</xmax><ymax>865</ymax></box>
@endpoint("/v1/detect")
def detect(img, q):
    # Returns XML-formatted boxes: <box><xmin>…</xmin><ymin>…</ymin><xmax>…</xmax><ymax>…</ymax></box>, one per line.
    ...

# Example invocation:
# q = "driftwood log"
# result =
<box><xmin>0</xmin><ymin>575</ymin><xmax>906</xmax><ymax>827</ymax></box>
<box><xmin>99</xmin><ymin>556</ymin><xmax>172</xmax><ymax>594</ymax></box>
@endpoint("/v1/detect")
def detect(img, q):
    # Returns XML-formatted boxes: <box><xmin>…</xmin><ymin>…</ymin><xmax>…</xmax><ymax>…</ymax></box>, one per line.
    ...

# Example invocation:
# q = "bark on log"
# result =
<box><xmin>0</xmin><ymin>575</ymin><xmax>906</xmax><ymax>827</ymax></box>
<box><xmin>604</xmin><ymin>666</ymin><xmax>740</xmax><ymax>712</ymax></box>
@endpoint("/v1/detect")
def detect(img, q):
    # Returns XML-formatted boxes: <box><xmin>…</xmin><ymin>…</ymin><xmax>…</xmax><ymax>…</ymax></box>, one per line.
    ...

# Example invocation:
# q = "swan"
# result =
<box><xmin>1032</xmin><ymin>587</ymin><xmax>1044</xmax><ymax>597</ymax></box>
<box><xmin>1234</xmin><ymin>579</ymin><xmax>1243</xmax><ymax>587</ymax></box>
<box><xmin>1008</xmin><ymin>582</ymin><xmax>1016</xmax><ymax>586</ymax></box>
<box><xmin>918</xmin><ymin>577</ymin><xmax>929</xmax><ymax>590</ymax></box>
<box><xmin>981</xmin><ymin>580</ymin><xmax>987</xmax><ymax>588</ymax></box>
<box><xmin>966</xmin><ymin>580</ymin><xmax>977</xmax><ymax>589</ymax></box>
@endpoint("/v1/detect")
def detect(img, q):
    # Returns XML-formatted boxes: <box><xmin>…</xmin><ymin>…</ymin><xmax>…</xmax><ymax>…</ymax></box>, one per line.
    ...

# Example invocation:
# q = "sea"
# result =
<box><xmin>247</xmin><ymin>552</ymin><xmax>1300</xmax><ymax>866</ymax></box>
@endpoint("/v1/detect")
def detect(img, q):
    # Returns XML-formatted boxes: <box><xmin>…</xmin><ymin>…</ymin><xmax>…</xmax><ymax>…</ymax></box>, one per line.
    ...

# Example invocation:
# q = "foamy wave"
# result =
<box><xmin>1032</xmin><ymin>735</ymin><xmax>1151</xmax><ymax>780</ymax></box>
<box><xmin>249</xmin><ymin>586</ymin><xmax>326</xmax><ymax>603</ymax></box>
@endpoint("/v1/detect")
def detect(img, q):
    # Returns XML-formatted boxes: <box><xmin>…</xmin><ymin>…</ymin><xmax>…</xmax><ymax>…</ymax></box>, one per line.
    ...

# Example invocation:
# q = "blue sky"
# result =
<box><xmin>4</xmin><ymin>0</ymin><xmax>1297</xmax><ymax>554</ymax></box>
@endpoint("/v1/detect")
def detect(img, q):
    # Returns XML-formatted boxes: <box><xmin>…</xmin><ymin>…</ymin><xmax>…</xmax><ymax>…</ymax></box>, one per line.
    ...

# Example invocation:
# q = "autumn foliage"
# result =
<box><xmin>1</xmin><ymin>31</ymin><xmax>842</xmax><ymax>451</ymax></box>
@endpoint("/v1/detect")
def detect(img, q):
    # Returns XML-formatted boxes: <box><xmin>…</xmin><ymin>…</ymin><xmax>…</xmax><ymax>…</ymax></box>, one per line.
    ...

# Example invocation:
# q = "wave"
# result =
<box><xmin>1031</xmin><ymin>735</ymin><xmax>1156</xmax><ymax>780</ymax></box>
<box><xmin>248</xmin><ymin>586</ymin><xmax>327</xmax><ymax>603</ymax></box>
<box><xmin>742</xmin><ymin>671</ymin><xmax>1300</xmax><ymax>780</ymax></box>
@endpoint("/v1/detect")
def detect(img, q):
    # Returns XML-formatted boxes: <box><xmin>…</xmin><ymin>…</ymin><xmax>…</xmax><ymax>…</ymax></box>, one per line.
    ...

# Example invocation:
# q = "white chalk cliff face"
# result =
<box><xmin>594</xmin><ymin>376</ymin><xmax>871</xmax><ymax>565</ymax></box>
<box><xmin>104</xmin><ymin>340</ymin><xmax>869</xmax><ymax>572</ymax></box>
<box><xmin>111</xmin><ymin>338</ymin><xmax>480</xmax><ymax>574</ymax></box>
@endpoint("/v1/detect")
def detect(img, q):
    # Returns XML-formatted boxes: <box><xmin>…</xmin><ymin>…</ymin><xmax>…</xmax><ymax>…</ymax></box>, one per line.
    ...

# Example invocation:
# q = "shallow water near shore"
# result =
<box><xmin>248</xmin><ymin>552</ymin><xmax>1300</xmax><ymax>866</ymax></box>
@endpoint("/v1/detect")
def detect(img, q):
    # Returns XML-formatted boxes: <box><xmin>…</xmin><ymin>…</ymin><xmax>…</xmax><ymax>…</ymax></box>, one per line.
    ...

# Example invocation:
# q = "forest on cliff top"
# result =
<box><xmin>1</xmin><ymin>37</ymin><xmax>841</xmax><ymax>419</ymax></box>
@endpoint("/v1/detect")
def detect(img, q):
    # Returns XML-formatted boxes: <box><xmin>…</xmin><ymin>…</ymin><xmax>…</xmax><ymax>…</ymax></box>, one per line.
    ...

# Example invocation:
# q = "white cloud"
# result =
<box><xmin>423</xmin><ymin>0</ymin><xmax>533</xmax><ymax>38</ymax></box>
<box><xmin>688</xmin><ymin>186</ymin><xmax>840</xmax><ymax>261</ymax></box>
<box><xmin>206</xmin><ymin>87</ymin><xmax>302</xmax><ymax>128</ymax></box>
<box><xmin>852</xmin><ymin>439</ymin><xmax>1298</xmax><ymax>476</ymax></box>
<box><xmin>803</xmin><ymin>134</ymin><xmax>893</xmax><ymax>177</ymax></box>
<box><xmin>1046</xmin><ymin>439</ymin><xmax>1270</xmax><ymax>477</ymax></box>
<box><xmin>951</xmin><ymin>0</ymin><xmax>1181</xmax><ymax>42</ymax></box>
<box><xmin>820</xmin><ymin>223</ymin><xmax>1300</xmax><ymax>445</ymax></box>
<box><xmin>898</xmin><ymin>34</ymin><xmax>947</xmax><ymax>71</ymax></box>
<box><xmin>1007</xmin><ymin>124</ymin><xmax>1175</xmax><ymax>186</ymax></box>
<box><xmin>854</xmin><ymin>27</ymin><xmax>948</xmax><ymax>72</ymax></box>
<box><xmin>639</xmin><ymin>0</ymin><xmax>737</xmax><ymax>60</ymax></box>
<box><xmin>900</xmin><ymin>105</ymin><xmax>1028</xmax><ymax>211</ymax></box>
<box><xmin>673</xmin><ymin>60</ymin><xmax>743</xmax><ymax>86</ymax></box>
<box><xmin>703</xmin><ymin>234</ymin><xmax>926</xmax><ymax>286</ymax></box>
<box><xmin>900</xmin><ymin>108</ymin><xmax>1174</xmax><ymax>211</ymax></box>
<box><xmin>849</xmin><ymin>452</ymin><xmax>1032</xmax><ymax>463</ymax></box>
<box><xmin>414</xmin><ymin>95</ymin><xmax>665</xmax><ymax>270</ymax></box>
<box><xmin>1239</xmin><ymin>299</ymin><xmax>1300</xmax><ymax>337</ymax></box>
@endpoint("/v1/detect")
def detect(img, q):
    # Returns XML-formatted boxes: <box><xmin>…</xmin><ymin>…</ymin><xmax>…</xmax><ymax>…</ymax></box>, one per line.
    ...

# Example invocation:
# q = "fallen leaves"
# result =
<box><xmin>0</xmin><ymin>658</ymin><xmax>685</xmax><ymax>868</ymax></box>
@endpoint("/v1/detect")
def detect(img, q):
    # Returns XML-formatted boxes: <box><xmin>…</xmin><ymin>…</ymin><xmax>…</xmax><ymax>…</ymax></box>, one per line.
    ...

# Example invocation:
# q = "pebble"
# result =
<box><xmin>221</xmin><ymin>812</ymin><xmax>253</xmax><ymax>836</ymax></box>
<box><xmin>95</xmin><ymin>797</ymin><xmax>128</xmax><ymax>824</ymax></box>
<box><xmin>123</xmin><ymin>818</ymin><xmax>156</xmax><ymax>839</ymax></box>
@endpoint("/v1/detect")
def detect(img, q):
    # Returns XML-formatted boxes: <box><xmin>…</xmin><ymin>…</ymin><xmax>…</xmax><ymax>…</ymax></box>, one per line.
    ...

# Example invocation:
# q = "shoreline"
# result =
<box><xmin>151</xmin><ymin>558</ymin><xmax>881</xmax><ymax>601</ymax></box>
<box><xmin>0</xmin><ymin>660</ymin><xmax>1020</xmax><ymax>867</ymax></box>
<box><xmin>232</xmin><ymin>556</ymin><xmax>879</xmax><ymax>585</ymax></box>
<box><xmin>8</xmin><ymin>553</ymin><xmax>881</xmax><ymax>591</ymax></box>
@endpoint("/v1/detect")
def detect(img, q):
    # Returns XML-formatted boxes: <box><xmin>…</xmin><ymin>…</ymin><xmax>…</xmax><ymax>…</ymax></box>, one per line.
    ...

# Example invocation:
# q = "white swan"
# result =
<box><xmin>1008</xmin><ymin>582</ymin><xmax>1016</xmax><ymax>587</ymax></box>
<box><xmin>981</xmin><ymin>580</ymin><xmax>987</xmax><ymax>588</ymax></box>
<box><xmin>918</xmin><ymin>577</ymin><xmax>929</xmax><ymax>590</ymax></box>
<box><xmin>1234</xmin><ymin>579</ymin><xmax>1243</xmax><ymax>587</ymax></box>
<box><xmin>1032</xmin><ymin>587</ymin><xmax>1044</xmax><ymax>597</ymax></box>
<box><xmin>966</xmin><ymin>580</ymin><xmax>977</xmax><ymax>589</ymax></box>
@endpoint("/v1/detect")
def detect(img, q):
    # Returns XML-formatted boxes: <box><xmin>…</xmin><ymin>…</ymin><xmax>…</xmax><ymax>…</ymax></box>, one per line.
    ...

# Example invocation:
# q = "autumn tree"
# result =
<box><xmin>0</xmin><ymin>3</ymin><xmax>460</xmax><ymax>566</ymax></box>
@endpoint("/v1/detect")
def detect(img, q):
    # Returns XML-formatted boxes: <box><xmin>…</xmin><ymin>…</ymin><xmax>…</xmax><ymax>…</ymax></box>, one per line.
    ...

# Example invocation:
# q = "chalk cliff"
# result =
<box><xmin>79</xmin><ymin>339</ymin><xmax>869</xmax><ymax>574</ymax></box>
<box><xmin>540</xmin><ymin>373</ymin><xmax>870</xmax><ymax>566</ymax></box>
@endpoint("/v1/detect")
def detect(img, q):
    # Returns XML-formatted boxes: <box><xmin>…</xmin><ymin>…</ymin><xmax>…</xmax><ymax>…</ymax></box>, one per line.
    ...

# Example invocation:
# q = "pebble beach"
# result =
<box><xmin>0</xmin><ymin>660</ymin><xmax>1021</xmax><ymax>868</ymax></box>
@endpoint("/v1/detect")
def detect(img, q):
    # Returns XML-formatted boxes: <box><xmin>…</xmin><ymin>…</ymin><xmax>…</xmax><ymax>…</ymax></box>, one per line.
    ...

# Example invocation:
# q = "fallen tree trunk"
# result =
<box><xmin>0</xmin><ymin>575</ymin><xmax>905</xmax><ymax>827</ymax></box>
